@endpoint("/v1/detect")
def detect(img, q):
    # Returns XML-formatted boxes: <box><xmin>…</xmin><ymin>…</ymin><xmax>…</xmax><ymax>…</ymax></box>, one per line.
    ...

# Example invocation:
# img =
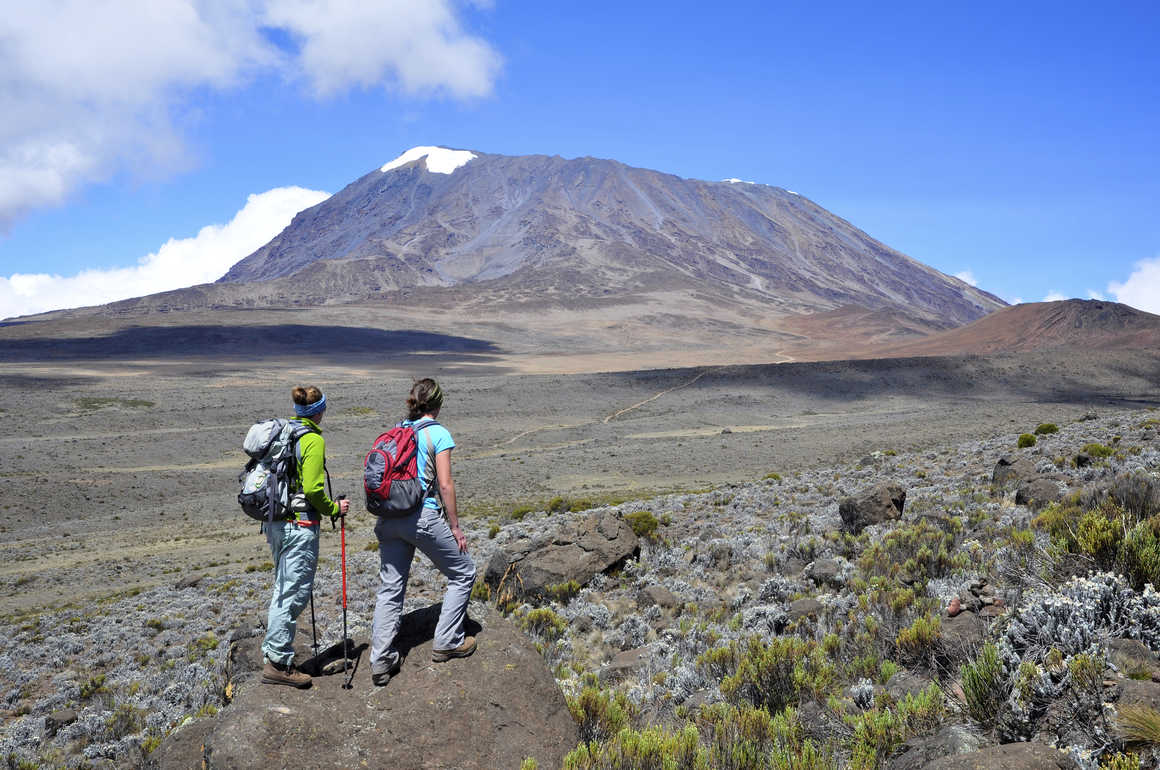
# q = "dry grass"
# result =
<box><xmin>1116</xmin><ymin>703</ymin><xmax>1160</xmax><ymax>745</ymax></box>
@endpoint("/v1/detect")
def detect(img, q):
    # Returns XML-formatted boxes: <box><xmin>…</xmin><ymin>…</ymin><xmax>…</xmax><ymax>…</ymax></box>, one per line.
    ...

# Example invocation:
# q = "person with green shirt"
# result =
<box><xmin>260</xmin><ymin>385</ymin><xmax>350</xmax><ymax>688</ymax></box>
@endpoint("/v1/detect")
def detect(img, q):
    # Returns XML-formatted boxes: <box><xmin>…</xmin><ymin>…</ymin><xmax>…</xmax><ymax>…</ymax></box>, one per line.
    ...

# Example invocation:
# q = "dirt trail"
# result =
<box><xmin>602</xmin><ymin>368</ymin><xmax>715</xmax><ymax>424</ymax></box>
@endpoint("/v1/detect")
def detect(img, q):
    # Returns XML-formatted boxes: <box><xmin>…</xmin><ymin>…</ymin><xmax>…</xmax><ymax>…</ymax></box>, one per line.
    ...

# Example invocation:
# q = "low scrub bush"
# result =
<box><xmin>1017</xmin><ymin>433</ymin><xmax>1037</xmax><ymax>448</ymax></box>
<box><xmin>521</xmin><ymin>607</ymin><xmax>568</xmax><ymax>642</ymax></box>
<box><xmin>567</xmin><ymin>683</ymin><xmax>637</xmax><ymax>744</ymax></box>
<box><xmin>960</xmin><ymin>642</ymin><xmax>1009</xmax><ymax>731</ymax></box>
<box><xmin>624</xmin><ymin>510</ymin><xmax>660</xmax><ymax>539</ymax></box>
<box><xmin>845</xmin><ymin>684</ymin><xmax>946</xmax><ymax>770</ymax></box>
<box><xmin>698</xmin><ymin>636</ymin><xmax>837</xmax><ymax>712</ymax></box>
<box><xmin>1083</xmin><ymin>442</ymin><xmax>1114</xmax><ymax>458</ymax></box>
<box><xmin>1034</xmin><ymin>423</ymin><xmax>1060</xmax><ymax>435</ymax></box>
<box><xmin>1034</xmin><ymin>498</ymin><xmax>1160</xmax><ymax>589</ymax></box>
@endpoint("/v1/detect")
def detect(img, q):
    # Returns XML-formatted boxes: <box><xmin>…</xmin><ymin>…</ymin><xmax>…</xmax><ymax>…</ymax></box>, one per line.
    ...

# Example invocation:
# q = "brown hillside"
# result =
<box><xmin>866</xmin><ymin>299</ymin><xmax>1160</xmax><ymax>358</ymax></box>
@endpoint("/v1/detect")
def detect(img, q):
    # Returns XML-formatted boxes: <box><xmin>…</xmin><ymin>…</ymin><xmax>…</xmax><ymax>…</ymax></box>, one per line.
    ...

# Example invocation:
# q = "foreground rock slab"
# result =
<box><xmin>150</xmin><ymin>604</ymin><xmax>576</xmax><ymax>770</ymax></box>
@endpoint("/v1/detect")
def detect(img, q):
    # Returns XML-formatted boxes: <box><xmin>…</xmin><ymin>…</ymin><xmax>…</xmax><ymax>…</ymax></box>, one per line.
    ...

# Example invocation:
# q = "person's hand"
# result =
<box><xmin>338</xmin><ymin>498</ymin><xmax>350</xmax><ymax>516</ymax></box>
<box><xmin>451</xmin><ymin>524</ymin><xmax>468</xmax><ymax>553</ymax></box>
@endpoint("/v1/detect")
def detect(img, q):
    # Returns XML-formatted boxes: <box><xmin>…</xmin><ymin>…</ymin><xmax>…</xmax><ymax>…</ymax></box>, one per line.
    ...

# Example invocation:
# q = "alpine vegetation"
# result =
<box><xmin>2</xmin><ymin>409</ymin><xmax>1160</xmax><ymax>768</ymax></box>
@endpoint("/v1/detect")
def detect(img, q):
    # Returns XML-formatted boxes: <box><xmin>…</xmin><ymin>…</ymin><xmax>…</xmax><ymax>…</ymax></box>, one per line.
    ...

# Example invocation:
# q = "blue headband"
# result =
<box><xmin>294</xmin><ymin>393</ymin><xmax>326</xmax><ymax>418</ymax></box>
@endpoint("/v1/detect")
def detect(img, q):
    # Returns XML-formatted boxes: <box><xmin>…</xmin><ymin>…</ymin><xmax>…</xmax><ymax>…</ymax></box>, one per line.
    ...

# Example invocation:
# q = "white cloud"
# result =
<box><xmin>1108</xmin><ymin>256</ymin><xmax>1160</xmax><ymax>314</ymax></box>
<box><xmin>1086</xmin><ymin>289</ymin><xmax>1106</xmax><ymax>300</ymax></box>
<box><xmin>0</xmin><ymin>185</ymin><xmax>329</xmax><ymax>319</ymax></box>
<box><xmin>0</xmin><ymin>1</ymin><xmax>500</xmax><ymax>228</ymax></box>
<box><xmin>265</xmin><ymin>0</ymin><xmax>501</xmax><ymax>98</ymax></box>
<box><xmin>1043</xmin><ymin>291</ymin><xmax>1068</xmax><ymax>302</ymax></box>
<box><xmin>954</xmin><ymin>270</ymin><xmax>978</xmax><ymax>287</ymax></box>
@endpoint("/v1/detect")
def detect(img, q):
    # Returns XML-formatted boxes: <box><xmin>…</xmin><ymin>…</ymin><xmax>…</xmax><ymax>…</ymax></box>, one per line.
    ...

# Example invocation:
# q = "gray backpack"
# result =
<box><xmin>238</xmin><ymin>419</ymin><xmax>314</xmax><ymax>523</ymax></box>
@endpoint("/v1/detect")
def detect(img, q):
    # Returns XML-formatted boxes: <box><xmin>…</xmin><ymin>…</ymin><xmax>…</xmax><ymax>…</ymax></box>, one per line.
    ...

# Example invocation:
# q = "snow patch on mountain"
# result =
<box><xmin>723</xmin><ymin>178</ymin><xmax>755</xmax><ymax>184</ymax></box>
<box><xmin>381</xmin><ymin>146</ymin><xmax>477</xmax><ymax>174</ymax></box>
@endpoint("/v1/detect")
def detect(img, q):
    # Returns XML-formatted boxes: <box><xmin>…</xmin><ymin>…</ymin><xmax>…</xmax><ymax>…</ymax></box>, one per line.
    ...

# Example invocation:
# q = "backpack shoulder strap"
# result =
<box><xmin>412</xmin><ymin>419</ymin><xmax>441</xmax><ymax>494</ymax></box>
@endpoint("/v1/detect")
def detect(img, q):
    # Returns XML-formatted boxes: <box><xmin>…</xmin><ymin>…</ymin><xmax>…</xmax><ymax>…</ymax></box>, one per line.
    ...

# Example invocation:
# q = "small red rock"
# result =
<box><xmin>947</xmin><ymin>597</ymin><xmax>962</xmax><ymax>617</ymax></box>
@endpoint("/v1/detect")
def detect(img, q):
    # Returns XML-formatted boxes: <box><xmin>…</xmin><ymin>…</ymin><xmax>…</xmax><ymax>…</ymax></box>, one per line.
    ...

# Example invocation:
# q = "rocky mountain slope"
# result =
<box><xmin>4</xmin><ymin>409</ymin><xmax>1159</xmax><ymax>768</ymax></box>
<box><xmin>13</xmin><ymin>146</ymin><xmax>1010</xmax><ymax>364</ymax></box>
<box><xmin>212</xmin><ymin>147</ymin><xmax>1001</xmax><ymax>329</ymax></box>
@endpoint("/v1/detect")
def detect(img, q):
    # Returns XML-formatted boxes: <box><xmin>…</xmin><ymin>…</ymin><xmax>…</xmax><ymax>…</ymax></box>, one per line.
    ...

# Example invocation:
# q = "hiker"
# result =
<box><xmin>370</xmin><ymin>378</ymin><xmax>477</xmax><ymax>685</ymax></box>
<box><xmin>261</xmin><ymin>386</ymin><xmax>350</xmax><ymax>688</ymax></box>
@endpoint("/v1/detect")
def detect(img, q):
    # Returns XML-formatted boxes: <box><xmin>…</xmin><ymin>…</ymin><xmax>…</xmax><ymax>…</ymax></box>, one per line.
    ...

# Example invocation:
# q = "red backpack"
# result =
<box><xmin>363</xmin><ymin>419</ymin><xmax>439</xmax><ymax>517</ymax></box>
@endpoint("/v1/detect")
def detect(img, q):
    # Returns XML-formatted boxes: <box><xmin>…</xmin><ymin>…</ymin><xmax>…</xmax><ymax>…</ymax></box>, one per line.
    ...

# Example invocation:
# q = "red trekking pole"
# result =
<box><xmin>338</xmin><ymin>496</ymin><xmax>353</xmax><ymax>688</ymax></box>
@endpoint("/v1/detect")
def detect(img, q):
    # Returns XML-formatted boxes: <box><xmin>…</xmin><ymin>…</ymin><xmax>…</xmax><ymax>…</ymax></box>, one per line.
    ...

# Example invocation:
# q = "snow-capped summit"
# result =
<box><xmin>381</xmin><ymin>146</ymin><xmax>477</xmax><ymax>174</ymax></box>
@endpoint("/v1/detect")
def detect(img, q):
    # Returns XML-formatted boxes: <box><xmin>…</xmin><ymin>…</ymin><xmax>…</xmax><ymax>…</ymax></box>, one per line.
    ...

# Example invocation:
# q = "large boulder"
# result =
<box><xmin>149</xmin><ymin>603</ymin><xmax>577</xmax><ymax>770</ymax></box>
<box><xmin>992</xmin><ymin>455</ymin><xmax>1038</xmax><ymax>487</ymax></box>
<box><xmin>484</xmin><ymin>511</ymin><xmax>639</xmax><ymax>601</ymax></box>
<box><xmin>839</xmin><ymin>483</ymin><xmax>906</xmax><ymax>534</ymax></box>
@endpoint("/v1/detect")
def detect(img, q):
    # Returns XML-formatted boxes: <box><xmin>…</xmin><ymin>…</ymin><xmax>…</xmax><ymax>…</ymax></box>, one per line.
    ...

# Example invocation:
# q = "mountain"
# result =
<box><xmin>868</xmin><ymin>299</ymin><xmax>1160</xmax><ymax>357</ymax></box>
<box><xmin>13</xmin><ymin>147</ymin><xmax>1011</xmax><ymax>367</ymax></box>
<box><xmin>215</xmin><ymin>147</ymin><xmax>1003</xmax><ymax>329</ymax></box>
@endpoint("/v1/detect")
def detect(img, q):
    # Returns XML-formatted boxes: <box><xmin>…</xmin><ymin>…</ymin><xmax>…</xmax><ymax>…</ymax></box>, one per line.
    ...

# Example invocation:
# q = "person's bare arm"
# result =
<box><xmin>435</xmin><ymin>449</ymin><xmax>466</xmax><ymax>552</ymax></box>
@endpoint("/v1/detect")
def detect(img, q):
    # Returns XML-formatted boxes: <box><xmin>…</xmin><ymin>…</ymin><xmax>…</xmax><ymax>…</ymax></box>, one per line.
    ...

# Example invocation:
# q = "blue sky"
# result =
<box><xmin>2</xmin><ymin>0</ymin><xmax>1158</xmax><ymax>318</ymax></box>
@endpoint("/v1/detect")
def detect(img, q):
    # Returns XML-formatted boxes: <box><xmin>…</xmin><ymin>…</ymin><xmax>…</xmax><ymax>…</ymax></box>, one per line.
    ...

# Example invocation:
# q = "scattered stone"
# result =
<box><xmin>175</xmin><ymin>575</ymin><xmax>203</xmax><ymax>589</ymax></box>
<box><xmin>44</xmin><ymin>709</ymin><xmax>76</xmax><ymax>738</ymax></box>
<box><xmin>637</xmin><ymin>585</ymin><xmax>679</xmax><ymax>609</ymax></box>
<box><xmin>839</xmin><ymin>482</ymin><xmax>906</xmax><ymax>533</ymax></box>
<box><xmin>600</xmin><ymin>647</ymin><xmax>650</xmax><ymax>683</ymax></box>
<box><xmin>947</xmin><ymin>597</ymin><xmax>962</xmax><ymax>617</ymax></box>
<box><xmin>788</xmin><ymin>598</ymin><xmax>823</xmax><ymax>622</ymax></box>
<box><xmin>923</xmin><ymin>742</ymin><xmax>1079</xmax><ymax>769</ymax></box>
<box><xmin>1015</xmin><ymin>477</ymin><xmax>1064</xmax><ymax>509</ymax></box>
<box><xmin>992</xmin><ymin>455</ymin><xmax>1038</xmax><ymax>487</ymax></box>
<box><xmin>885</xmin><ymin>670</ymin><xmax>933</xmax><ymax>701</ymax></box>
<box><xmin>1075</xmin><ymin>452</ymin><xmax>1093</xmax><ymax>467</ymax></box>
<box><xmin>805</xmin><ymin>558</ymin><xmax>844</xmax><ymax>588</ymax></box>
<box><xmin>886</xmin><ymin>724</ymin><xmax>986</xmax><ymax>769</ymax></box>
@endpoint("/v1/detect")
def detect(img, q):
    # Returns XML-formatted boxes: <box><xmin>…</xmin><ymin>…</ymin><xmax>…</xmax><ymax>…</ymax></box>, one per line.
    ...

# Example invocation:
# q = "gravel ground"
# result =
<box><xmin>1</xmin><ymin>350</ymin><xmax>1158</xmax><ymax>767</ymax></box>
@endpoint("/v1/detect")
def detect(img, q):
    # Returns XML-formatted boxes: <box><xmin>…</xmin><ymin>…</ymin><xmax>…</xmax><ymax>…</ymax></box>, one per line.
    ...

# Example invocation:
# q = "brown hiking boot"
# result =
<box><xmin>432</xmin><ymin>636</ymin><xmax>477</xmax><ymax>663</ymax></box>
<box><xmin>261</xmin><ymin>660</ymin><xmax>312</xmax><ymax>688</ymax></box>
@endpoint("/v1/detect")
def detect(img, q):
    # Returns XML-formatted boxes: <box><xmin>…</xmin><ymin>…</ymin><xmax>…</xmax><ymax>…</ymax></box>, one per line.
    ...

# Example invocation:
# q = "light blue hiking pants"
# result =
<box><xmin>371</xmin><ymin>506</ymin><xmax>477</xmax><ymax>670</ymax></box>
<box><xmin>262</xmin><ymin>521</ymin><xmax>319</xmax><ymax>666</ymax></box>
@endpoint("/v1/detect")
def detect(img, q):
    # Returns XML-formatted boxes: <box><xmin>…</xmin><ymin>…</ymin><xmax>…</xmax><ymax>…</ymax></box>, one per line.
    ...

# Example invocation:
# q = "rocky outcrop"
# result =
<box><xmin>839</xmin><ymin>482</ymin><xmax>906</xmax><ymax>533</ymax></box>
<box><xmin>150</xmin><ymin>604</ymin><xmax>576</xmax><ymax>770</ymax></box>
<box><xmin>484</xmin><ymin>511</ymin><xmax>639</xmax><ymax>601</ymax></box>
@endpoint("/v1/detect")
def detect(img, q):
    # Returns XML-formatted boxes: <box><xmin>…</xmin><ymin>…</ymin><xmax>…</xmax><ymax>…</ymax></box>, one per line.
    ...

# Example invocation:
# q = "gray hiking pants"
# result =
<box><xmin>262</xmin><ymin>521</ymin><xmax>319</xmax><ymax>666</ymax></box>
<box><xmin>371</xmin><ymin>506</ymin><xmax>476</xmax><ymax>670</ymax></box>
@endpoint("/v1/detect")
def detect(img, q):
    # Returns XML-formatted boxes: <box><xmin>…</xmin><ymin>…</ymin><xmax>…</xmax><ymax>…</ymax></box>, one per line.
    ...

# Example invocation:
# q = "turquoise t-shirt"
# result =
<box><xmin>403</xmin><ymin>419</ymin><xmax>455</xmax><ymax>509</ymax></box>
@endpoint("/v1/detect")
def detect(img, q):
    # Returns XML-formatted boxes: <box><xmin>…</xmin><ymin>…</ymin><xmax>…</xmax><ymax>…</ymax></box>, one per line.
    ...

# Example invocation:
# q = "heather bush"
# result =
<box><xmin>1017</xmin><ymin>433</ymin><xmax>1037</xmax><ymax>448</ymax></box>
<box><xmin>698</xmin><ymin>636</ymin><xmax>837</xmax><ymax>713</ymax></box>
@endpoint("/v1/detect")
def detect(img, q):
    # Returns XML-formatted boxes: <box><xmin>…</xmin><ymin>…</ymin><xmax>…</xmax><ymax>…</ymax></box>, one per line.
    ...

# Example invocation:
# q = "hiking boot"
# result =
<box><xmin>432</xmin><ymin>636</ymin><xmax>477</xmax><ymax>663</ymax></box>
<box><xmin>371</xmin><ymin>655</ymin><xmax>402</xmax><ymax>686</ymax></box>
<box><xmin>261</xmin><ymin>660</ymin><xmax>312</xmax><ymax>688</ymax></box>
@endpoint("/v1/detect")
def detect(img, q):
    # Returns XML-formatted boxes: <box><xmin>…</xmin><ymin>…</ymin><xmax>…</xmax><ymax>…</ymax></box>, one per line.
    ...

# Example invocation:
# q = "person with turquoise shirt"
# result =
<box><xmin>370</xmin><ymin>378</ymin><xmax>477</xmax><ymax>686</ymax></box>
<box><xmin>260</xmin><ymin>385</ymin><xmax>350</xmax><ymax>688</ymax></box>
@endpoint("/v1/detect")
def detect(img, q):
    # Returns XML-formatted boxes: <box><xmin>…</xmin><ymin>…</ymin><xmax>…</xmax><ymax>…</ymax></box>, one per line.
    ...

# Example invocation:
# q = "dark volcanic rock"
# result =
<box><xmin>886</xmin><ymin>724</ymin><xmax>985</xmax><ymax>769</ymax></box>
<box><xmin>150</xmin><ymin>604</ymin><xmax>576</xmax><ymax>770</ymax></box>
<box><xmin>839</xmin><ymin>483</ymin><xmax>906</xmax><ymax>533</ymax></box>
<box><xmin>992</xmin><ymin>455</ymin><xmax>1037</xmax><ymax>487</ymax></box>
<box><xmin>484</xmin><ymin>511</ymin><xmax>639</xmax><ymax>601</ymax></box>
<box><xmin>1015</xmin><ymin>477</ymin><xmax>1064</xmax><ymax>509</ymax></box>
<box><xmin>924</xmin><ymin>742</ymin><xmax>1079</xmax><ymax>769</ymax></box>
